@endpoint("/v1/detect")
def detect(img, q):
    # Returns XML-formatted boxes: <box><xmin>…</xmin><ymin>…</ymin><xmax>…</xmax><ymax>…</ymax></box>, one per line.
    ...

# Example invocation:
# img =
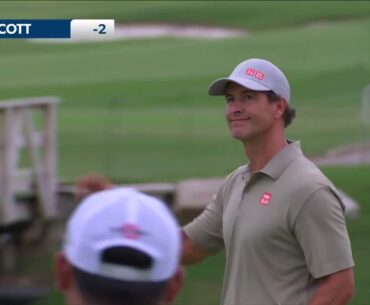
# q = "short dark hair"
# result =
<box><xmin>266</xmin><ymin>91</ymin><xmax>296</xmax><ymax>127</ymax></box>
<box><xmin>73</xmin><ymin>247</ymin><xmax>169</xmax><ymax>305</ymax></box>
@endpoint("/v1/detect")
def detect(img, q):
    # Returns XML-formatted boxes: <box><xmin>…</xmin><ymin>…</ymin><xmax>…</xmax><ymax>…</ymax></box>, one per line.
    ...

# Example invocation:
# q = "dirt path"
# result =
<box><xmin>311</xmin><ymin>142</ymin><xmax>370</xmax><ymax>166</ymax></box>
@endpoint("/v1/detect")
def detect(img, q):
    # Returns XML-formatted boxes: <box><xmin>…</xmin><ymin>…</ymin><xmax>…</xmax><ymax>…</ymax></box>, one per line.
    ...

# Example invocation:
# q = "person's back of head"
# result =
<box><xmin>56</xmin><ymin>188</ymin><xmax>183</xmax><ymax>305</ymax></box>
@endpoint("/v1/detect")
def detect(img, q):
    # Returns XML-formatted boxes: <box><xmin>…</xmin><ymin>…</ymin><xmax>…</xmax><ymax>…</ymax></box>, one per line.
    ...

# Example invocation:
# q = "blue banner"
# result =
<box><xmin>0</xmin><ymin>19</ymin><xmax>71</xmax><ymax>38</ymax></box>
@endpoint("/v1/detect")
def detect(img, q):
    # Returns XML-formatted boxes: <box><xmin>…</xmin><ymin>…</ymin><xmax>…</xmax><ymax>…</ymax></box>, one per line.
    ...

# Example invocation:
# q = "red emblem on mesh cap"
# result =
<box><xmin>260</xmin><ymin>192</ymin><xmax>272</xmax><ymax>206</ymax></box>
<box><xmin>121</xmin><ymin>223</ymin><xmax>143</xmax><ymax>240</ymax></box>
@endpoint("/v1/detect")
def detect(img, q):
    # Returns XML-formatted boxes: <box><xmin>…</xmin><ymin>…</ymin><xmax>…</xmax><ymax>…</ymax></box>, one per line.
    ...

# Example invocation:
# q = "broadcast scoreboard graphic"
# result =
<box><xmin>0</xmin><ymin>19</ymin><xmax>114</xmax><ymax>39</ymax></box>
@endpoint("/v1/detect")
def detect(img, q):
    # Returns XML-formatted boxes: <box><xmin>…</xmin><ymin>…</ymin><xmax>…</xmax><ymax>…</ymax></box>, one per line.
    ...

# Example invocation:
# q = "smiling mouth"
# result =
<box><xmin>230</xmin><ymin>118</ymin><xmax>251</xmax><ymax>122</ymax></box>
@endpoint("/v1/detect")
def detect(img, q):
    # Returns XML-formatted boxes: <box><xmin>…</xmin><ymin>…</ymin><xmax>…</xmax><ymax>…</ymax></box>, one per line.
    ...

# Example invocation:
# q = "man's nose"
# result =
<box><xmin>227</xmin><ymin>99</ymin><xmax>245</xmax><ymax>114</ymax></box>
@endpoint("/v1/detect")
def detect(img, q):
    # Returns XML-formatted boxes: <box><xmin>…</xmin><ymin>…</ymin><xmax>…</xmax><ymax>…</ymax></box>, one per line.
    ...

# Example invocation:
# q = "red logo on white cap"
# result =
<box><xmin>246</xmin><ymin>68</ymin><xmax>264</xmax><ymax>80</ymax></box>
<box><xmin>246</xmin><ymin>68</ymin><xmax>255</xmax><ymax>76</ymax></box>
<box><xmin>121</xmin><ymin>223</ymin><xmax>143</xmax><ymax>240</ymax></box>
<box><xmin>255</xmin><ymin>71</ymin><xmax>264</xmax><ymax>80</ymax></box>
<box><xmin>260</xmin><ymin>192</ymin><xmax>272</xmax><ymax>206</ymax></box>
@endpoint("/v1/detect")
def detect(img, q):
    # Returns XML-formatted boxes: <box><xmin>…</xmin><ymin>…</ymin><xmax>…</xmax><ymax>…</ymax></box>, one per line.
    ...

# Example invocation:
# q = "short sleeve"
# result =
<box><xmin>183</xmin><ymin>188</ymin><xmax>224</xmax><ymax>254</ymax></box>
<box><xmin>294</xmin><ymin>187</ymin><xmax>354</xmax><ymax>278</ymax></box>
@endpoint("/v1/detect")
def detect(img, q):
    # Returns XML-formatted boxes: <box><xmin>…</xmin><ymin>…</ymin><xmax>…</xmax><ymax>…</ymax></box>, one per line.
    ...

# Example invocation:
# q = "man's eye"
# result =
<box><xmin>243</xmin><ymin>94</ymin><xmax>253</xmax><ymax>101</ymax></box>
<box><xmin>226</xmin><ymin>97</ymin><xmax>234</xmax><ymax>103</ymax></box>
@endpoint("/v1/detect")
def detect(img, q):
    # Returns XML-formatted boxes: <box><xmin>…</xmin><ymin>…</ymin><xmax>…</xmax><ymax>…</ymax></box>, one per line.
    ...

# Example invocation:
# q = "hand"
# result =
<box><xmin>75</xmin><ymin>173</ymin><xmax>112</xmax><ymax>202</ymax></box>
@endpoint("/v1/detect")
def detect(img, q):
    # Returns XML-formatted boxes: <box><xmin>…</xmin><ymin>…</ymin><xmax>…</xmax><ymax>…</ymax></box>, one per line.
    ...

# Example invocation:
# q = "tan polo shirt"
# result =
<box><xmin>184</xmin><ymin>141</ymin><xmax>354</xmax><ymax>305</ymax></box>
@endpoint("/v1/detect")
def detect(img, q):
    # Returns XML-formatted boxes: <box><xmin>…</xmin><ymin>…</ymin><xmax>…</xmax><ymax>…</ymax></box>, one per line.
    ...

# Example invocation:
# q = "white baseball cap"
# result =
<box><xmin>63</xmin><ymin>188</ymin><xmax>181</xmax><ymax>282</ymax></box>
<box><xmin>208</xmin><ymin>58</ymin><xmax>290</xmax><ymax>103</ymax></box>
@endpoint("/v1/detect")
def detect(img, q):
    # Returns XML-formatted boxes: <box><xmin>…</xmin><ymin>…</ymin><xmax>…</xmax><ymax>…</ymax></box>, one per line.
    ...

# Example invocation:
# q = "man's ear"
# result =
<box><xmin>274</xmin><ymin>97</ymin><xmax>288</xmax><ymax>119</ymax></box>
<box><xmin>55</xmin><ymin>252</ymin><xmax>74</xmax><ymax>291</ymax></box>
<box><xmin>161</xmin><ymin>267</ymin><xmax>184</xmax><ymax>305</ymax></box>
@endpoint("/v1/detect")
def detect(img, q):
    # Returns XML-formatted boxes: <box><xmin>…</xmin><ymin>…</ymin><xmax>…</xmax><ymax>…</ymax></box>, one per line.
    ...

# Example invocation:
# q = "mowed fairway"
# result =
<box><xmin>0</xmin><ymin>2</ymin><xmax>369</xmax><ymax>305</ymax></box>
<box><xmin>0</xmin><ymin>15</ymin><xmax>369</xmax><ymax>182</ymax></box>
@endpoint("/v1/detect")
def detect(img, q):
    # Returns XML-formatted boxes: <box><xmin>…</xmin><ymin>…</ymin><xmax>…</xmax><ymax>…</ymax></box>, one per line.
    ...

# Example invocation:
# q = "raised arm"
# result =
<box><xmin>75</xmin><ymin>174</ymin><xmax>112</xmax><ymax>201</ymax></box>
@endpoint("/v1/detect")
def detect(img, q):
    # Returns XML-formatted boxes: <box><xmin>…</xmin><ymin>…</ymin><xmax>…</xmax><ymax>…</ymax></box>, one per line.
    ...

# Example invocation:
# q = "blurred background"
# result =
<box><xmin>0</xmin><ymin>1</ymin><xmax>369</xmax><ymax>305</ymax></box>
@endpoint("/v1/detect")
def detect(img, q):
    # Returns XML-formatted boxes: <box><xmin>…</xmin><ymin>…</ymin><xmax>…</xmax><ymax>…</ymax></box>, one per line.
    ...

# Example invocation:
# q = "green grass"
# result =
<box><xmin>30</xmin><ymin>165</ymin><xmax>370</xmax><ymax>305</ymax></box>
<box><xmin>1</xmin><ymin>16</ymin><xmax>369</xmax><ymax>182</ymax></box>
<box><xmin>1</xmin><ymin>1</ymin><xmax>370</xmax><ymax>30</ymax></box>
<box><xmin>322</xmin><ymin>166</ymin><xmax>370</xmax><ymax>305</ymax></box>
<box><xmin>0</xmin><ymin>2</ymin><xmax>366</xmax><ymax>304</ymax></box>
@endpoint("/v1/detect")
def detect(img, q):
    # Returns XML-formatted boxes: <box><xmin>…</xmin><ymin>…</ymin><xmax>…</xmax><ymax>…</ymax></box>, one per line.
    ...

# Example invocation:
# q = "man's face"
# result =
<box><xmin>224</xmin><ymin>82</ymin><xmax>280</xmax><ymax>142</ymax></box>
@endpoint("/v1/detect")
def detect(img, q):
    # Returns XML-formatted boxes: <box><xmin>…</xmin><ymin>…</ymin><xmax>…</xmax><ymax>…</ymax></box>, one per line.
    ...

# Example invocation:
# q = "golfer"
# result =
<box><xmin>181</xmin><ymin>58</ymin><xmax>355</xmax><ymax>305</ymax></box>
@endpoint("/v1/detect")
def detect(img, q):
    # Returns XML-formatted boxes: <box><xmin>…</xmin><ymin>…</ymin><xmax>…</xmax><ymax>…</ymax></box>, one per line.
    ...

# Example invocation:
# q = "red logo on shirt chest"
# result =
<box><xmin>260</xmin><ymin>192</ymin><xmax>272</xmax><ymax>206</ymax></box>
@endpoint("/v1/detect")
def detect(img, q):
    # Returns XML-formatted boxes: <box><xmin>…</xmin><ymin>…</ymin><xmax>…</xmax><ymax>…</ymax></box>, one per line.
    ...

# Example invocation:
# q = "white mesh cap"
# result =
<box><xmin>208</xmin><ymin>58</ymin><xmax>290</xmax><ymax>103</ymax></box>
<box><xmin>63</xmin><ymin>188</ymin><xmax>181</xmax><ymax>282</ymax></box>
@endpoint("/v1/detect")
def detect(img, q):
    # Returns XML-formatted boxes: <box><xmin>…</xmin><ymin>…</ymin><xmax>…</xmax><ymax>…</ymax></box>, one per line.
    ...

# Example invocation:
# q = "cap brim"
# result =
<box><xmin>208</xmin><ymin>76</ymin><xmax>270</xmax><ymax>96</ymax></box>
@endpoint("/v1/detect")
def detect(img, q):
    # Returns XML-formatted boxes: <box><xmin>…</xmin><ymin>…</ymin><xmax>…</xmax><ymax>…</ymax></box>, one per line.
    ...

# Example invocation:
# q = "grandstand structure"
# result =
<box><xmin>0</xmin><ymin>96</ymin><xmax>60</xmax><ymax>272</ymax></box>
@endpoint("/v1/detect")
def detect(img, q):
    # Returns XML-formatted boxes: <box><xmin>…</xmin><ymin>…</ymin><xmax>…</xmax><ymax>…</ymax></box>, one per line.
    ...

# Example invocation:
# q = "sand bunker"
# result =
<box><xmin>30</xmin><ymin>23</ymin><xmax>245</xmax><ymax>43</ymax></box>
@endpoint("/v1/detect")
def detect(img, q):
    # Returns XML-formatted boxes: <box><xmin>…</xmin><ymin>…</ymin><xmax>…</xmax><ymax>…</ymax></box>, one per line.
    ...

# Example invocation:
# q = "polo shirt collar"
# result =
<box><xmin>260</xmin><ymin>141</ymin><xmax>303</xmax><ymax>179</ymax></box>
<box><xmin>242</xmin><ymin>141</ymin><xmax>303</xmax><ymax>181</ymax></box>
